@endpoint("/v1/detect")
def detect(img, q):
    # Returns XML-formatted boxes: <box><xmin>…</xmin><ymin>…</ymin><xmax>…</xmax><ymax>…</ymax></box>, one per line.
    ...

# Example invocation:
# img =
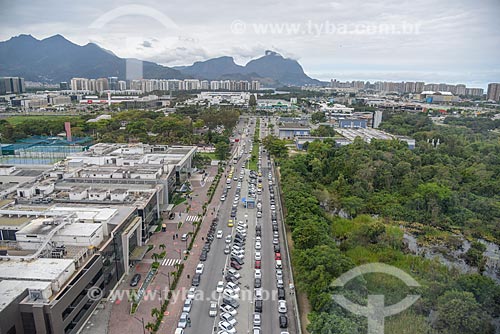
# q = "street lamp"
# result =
<box><xmin>133</xmin><ymin>316</ymin><xmax>146</xmax><ymax>334</ymax></box>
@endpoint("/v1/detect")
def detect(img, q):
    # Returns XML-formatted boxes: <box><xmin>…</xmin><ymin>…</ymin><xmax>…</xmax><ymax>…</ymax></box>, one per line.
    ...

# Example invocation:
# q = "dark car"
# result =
<box><xmin>230</xmin><ymin>211</ymin><xmax>237</xmax><ymax>217</ymax></box>
<box><xmin>256</xmin><ymin>230</ymin><xmax>262</xmax><ymax>237</ymax></box>
<box><xmin>256</xmin><ymin>224</ymin><xmax>262</xmax><ymax>231</ymax></box>
<box><xmin>254</xmin><ymin>299</ymin><xmax>263</xmax><ymax>313</ymax></box>
<box><xmin>230</xmin><ymin>261</ymin><xmax>242</xmax><ymax>270</ymax></box>
<box><xmin>192</xmin><ymin>273</ymin><xmax>201</xmax><ymax>286</ymax></box>
<box><xmin>279</xmin><ymin>315</ymin><xmax>288</xmax><ymax>328</ymax></box>
<box><xmin>278</xmin><ymin>288</ymin><xmax>285</xmax><ymax>300</ymax></box>
<box><xmin>274</xmin><ymin>244</ymin><xmax>281</xmax><ymax>253</ymax></box>
<box><xmin>199</xmin><ymin>251</ymin><xmax>207</xmax><ymax>261</ymax></box>
<box><xmin>231</xmin><ymin>256</ymin><xmax>244</xmax><ymax>265</ymax></box>
<box><xmin>129</xmin><ymin>274</ymin><xmax>141</xmax><ymax>287</ymax></box>
<box><xmin>254</xmin><ymin>278</ymin><xmax>262</xmax><ymax>288</ymax></box>
<box><xmin>168</xmin><ymin>212</ymin><xmax>176</xmax><ymax>220</ymax></box>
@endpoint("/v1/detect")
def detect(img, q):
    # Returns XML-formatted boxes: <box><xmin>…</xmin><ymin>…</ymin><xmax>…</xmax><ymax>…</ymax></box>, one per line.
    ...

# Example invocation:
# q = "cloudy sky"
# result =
<box><xmin>1</xmin><ymin>0</ymin><xmax>499</xmax><ymax>87</ymax></box>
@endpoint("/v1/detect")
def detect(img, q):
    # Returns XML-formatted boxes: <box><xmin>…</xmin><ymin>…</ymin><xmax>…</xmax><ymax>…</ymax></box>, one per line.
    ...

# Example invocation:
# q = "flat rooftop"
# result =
<box><xmin>0</xmin><ymin>280</ymin><xmax>52</xmax><ymax>312</ymax></box>
<box><xmin>0</xmin><ymin>258</ymin><xmax>74</xmax><ymax>282</ymax></box>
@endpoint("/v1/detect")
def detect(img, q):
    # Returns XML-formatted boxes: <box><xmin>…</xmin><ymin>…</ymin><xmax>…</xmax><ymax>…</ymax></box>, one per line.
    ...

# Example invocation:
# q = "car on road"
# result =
<box><xmin>218</xmin><ymin>321</ymin><xmax>236</xmax><ymax>334</ymax></box>
<box><xmin>209</xmin><ymin>301</ymin><xmax>218</xmax><ymax>317</ymax></box>
<box><xmin>226</xmin><ymin>282</ymin><xmax>240</xmax><ymax>293</ymax></box>
<box><xmin>276</xmin><ymin>269</ymin><xmax>283</xmax><ymax>279</ymax></box>
<box><xmin>256</xmin><ymin>211</ymin><xmax>262</xmax><ymax>218</ymax></box>
<box><xmin>222</xmin><ymin>297</ymin><xmax>240</xmax><ymax>309</ymax></box>
<box><xmin>225</xmin><ymin>274</ymin><xmax>238</xmax><ymax>284</ymax></box>
<box><xmin>199</xmin><ymin>251</ymin><xmax>207</xmax><ymax>261</ymax></box>
<box><xmin>279</xmin><ymin>315</ymin><xmax>288</xmax><ymax>328</ymax></box>
<box><xmin>253</xmin><ymin>327</ymin><xmax>261</xmax><ymax>334</ymax></box>
<box><xmin>220</xmin><ymin>304</ymin><xmax>237</xmax><ymax>316</ymax></box>
<box><xmin>278</xmin><ymin>300</ymin><xmax>287</xmax><ymax>313</ymax></box>
<box><xmin>254</xmin><ymin>288</ymin><xmax>263</xmax><ymax>300</ymax></box>
<box><xmin>129</xmin><ymin>274</ymin><xmax>141</xmax><ymax>287</ymax></box>
<box><xmin>254</xmin><ymin>277</ymin><xmax>262</xmax><ymax>288</ymax></box>
<box><xmin>277</xmin><ymin>278</ymin><xmax>284</xmax><ymax>288</ymax></box>
<box><xmin>254</xmin><ymin>299</ymin><xmax>263</xmax><ymax>313</ymax></box>
<box><xmin>254</xmin><ymin>269</ymin><xmax>262</xmax><ymax>279</ymax></box>
<box><xmin>217</xmin><ymin>230</ymin><xmax>223</xmax><ymax>238</ymax></box>
<box><xmin>274</xmin><ymin>244</ymin><xmax>281</xmax><ymax>253</ymax></box>
<box><xmin>182</xmin><ymin>298</ymin><xmax>193</xmax><ymax>313</ymax></box>
<box><xmin>230</xmin><ymin>256</ymin><xmax>244</xmax><ymax>265</ymax></box>
<box><xmin>225</xmin><ymin>235</ymin><xmax>232</xmax><ymax>244</ymax></box>
<box><xmin>224</xmin><ymin>244</ymin><xmax>231</xmax><ymax>254</ymax></box>
<box><xmin>220</xmin><ymin>312</ymin><xmax>237</xmax><ymax>326</ymax></box>
<box><xmin>253</xmin><ymin>313</ymin><xmax>261</xmax><ymax>326</ymax></box>
<box><xmin>273</xmin><ymin>238</ymin><xmax>279</xmax><ymax>245</ymax></box>
<box><xmin>220</xmin><ymin>194</ymin><xmax>226</xmax><ymax>201</ymax></box>
<box><xmin>255</xmin><ymin>251</ymin><xmax>261</xmax><ymax>260</ymax></box>
<box><xmin>195</xmin><ymin>263</ymin><xmax>204</xmax><ymax>274</ymax></box>
<box><xmin>275</xmin><ymin>252</ymin><xmax>281</xmax><ymax>260</ymax></box>
<box><xmin>230</xmin><ymin>261</ymin><xmax>242</xmax><ymax>270</ymax></box>
<box><xmin>227</xmin><ymin>269</ymin><xmax>241</xmax><ymax>279</ymax></box>
<box><xmin>187</xmin><ymin>287</ymin><xmax>196</xmax><ymax>300</ymax></box>
<box><xmin>255</xmin><ymin>241</ymin><xmax>261</xmax><ymax>250</ymax></box>
<box><xmin>192</xmin><ymin>273</ymin><xmax>201</xmax><ymax>286</ymax></box>
<box><xmin>227</xmin><ymin>219</ymin><xmax>234</xmax><ymax>227</ymax></box>
<box><xmin>216</xmin><ymin>281</ymin><xmax>224</xmax><ymax>293</ymax></box>
<box><xmin>278</xmin><ymin>288</ymin><xmax>286</xmax><ymax>300</ymax></box>
<box><xmin>255</xmin><ymin>260</ymin><xmax>261</xmax><ymax>269</ymax></box>
<box><xmin>178</xmin><ymin>312</ymin><xmax>190</xmax><ymax>329</ymax></box>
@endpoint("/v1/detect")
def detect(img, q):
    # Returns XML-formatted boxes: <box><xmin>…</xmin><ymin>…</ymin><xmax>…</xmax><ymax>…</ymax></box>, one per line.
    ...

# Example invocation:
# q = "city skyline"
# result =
<box><xmin>1</xmin><ymin>0</ymin><xmax>499</xmax><ymax>88</ymax></box>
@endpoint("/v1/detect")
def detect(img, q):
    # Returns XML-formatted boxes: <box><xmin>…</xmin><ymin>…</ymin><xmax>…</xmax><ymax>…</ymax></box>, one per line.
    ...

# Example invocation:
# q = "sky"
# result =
<box><xmin>1</xmin><ymin>0</ymin><xmax>499</xmax><ymax>88</ymax></box>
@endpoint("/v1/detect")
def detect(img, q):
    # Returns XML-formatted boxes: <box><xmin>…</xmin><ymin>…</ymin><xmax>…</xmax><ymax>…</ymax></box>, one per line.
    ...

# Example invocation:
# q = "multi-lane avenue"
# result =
<box><xmin>176</xmin><ymin>116</ymin><xmax>297</xmax><ymax>334</ymax></box>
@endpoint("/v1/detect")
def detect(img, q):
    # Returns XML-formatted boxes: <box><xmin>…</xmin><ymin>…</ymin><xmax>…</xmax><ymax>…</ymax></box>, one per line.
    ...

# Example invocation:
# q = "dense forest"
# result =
<box><xmin>272</xmin><ymin>112</ymin><xmax>500</xmax><ymax>333</ymax></box>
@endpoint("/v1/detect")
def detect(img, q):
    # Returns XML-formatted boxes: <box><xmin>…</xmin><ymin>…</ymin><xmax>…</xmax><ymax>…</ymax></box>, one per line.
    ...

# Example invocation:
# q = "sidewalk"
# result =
<box><xmin>157</xmin><ymin>164</ymin><xmax>229</xmax><ymax>333</ymax></box>
<box><xmin>107</xmin><ymin>164</ymin><xmax>222</xmax><ymax>334</ymax></box>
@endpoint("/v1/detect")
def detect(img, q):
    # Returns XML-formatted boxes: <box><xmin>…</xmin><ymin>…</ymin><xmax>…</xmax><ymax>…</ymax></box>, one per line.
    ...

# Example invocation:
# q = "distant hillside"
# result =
<box><xmin>0</xmin><ymin>34</ymin><xmax>184</xmax><ymax>82</ymax></box>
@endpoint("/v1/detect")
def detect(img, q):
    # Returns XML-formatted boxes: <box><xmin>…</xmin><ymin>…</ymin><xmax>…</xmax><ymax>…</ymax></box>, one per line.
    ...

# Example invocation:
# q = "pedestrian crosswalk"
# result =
<box><xmin>185</xmin><ymin>215</ymin><xmax>199</xmax><ymax>222</ymax></box>
<box><xmin>161</xmin><ymin>258</ymin><xmax>182</xmax><ymax>266</ymax></box>
<box><xmin>205</xmin><ymin>176</ymin><xmax>214</xmax><ymax>183</ymax></box>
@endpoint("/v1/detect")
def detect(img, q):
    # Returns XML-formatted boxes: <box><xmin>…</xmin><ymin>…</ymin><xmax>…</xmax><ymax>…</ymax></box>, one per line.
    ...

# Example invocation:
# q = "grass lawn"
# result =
<box><xmin>7</xmin><ymin>115</ymin><xmax>82</xmax><ymax>125</ymax></box>
<box><xmin>198</xmin><ymin>152</ymin><xmax>218</xmax><ymax>160</ymax></box>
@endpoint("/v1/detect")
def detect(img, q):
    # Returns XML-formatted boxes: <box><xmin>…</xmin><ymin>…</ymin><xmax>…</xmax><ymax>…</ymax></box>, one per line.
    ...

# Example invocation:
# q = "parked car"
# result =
<box><xmin>192</xmin><ymin>273</ymin><xmax>201</xmax><ymax>286</ymax></box>
<box><xmin>129</xmin><ymin>274</ymin><xmax>141</xmax><ymax>287</ymax></box>
<box><xmin>279</xmin><ymin>315</ymin><xmax>288</xmax><ymax>328</ymax></box>
<box><xmin>209</xmin><ymin>301</ymin><xmax>218</xmax><ymax>317</ymax></box>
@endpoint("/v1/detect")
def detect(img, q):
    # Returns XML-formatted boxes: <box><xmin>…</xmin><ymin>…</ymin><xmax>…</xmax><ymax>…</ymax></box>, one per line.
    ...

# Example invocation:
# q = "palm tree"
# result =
<box><xmin>145</xmin><ymin>322</ymin><xmax>155</xmax><ymax>333</ymax></box>
<box><xmin>151</xmin><ymin>307</ymin><xmax>161</xmax><ymax>319</ymax></box>
<box><xmin>159</xmin><ymin>244</ymin><xmax>166</xmax><ymax>251</ymax></box>
<box><xmin>151</xmin><ymin>253</ymin><xmax>160</xmax><ymax>262</ymax></box>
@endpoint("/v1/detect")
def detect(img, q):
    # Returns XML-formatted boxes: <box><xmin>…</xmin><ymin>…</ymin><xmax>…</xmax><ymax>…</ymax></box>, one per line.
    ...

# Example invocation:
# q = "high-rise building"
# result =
<box><xmin>70</xmin><ymin>78</ymin><xmax>89</xmax><ymax>91</ymax></box>
<box><xmin>0</xmin><ymin>77</ymin><xmax>26</xmax><ymax>94</ymax></box>
<box><xmin>465</xmin><ymin>88</ymin><xmax>484</xmax><ymax>97</ymax></box>
<box><xmin>96</xmin><ymin>78</ymin><xmax>109</xmax><ymax>93</ymax></box>
<box><xmin>455</xmin><ymin>84</ymin><xmax>466</xmax><ymax>96</ymax></box>
<box><xmin>251</xmin><ymin>81</ymin><xmax>261</xmax><ymax>91</ymax></box>
<box><xmin>59</xmin><ymin>82</ymin><xmax>69</xmax><ymax>90</ymax></box>
<box><xmin>108</xmin><ymin>77</ymin><xmax>118</xmax><ymax>90</ymax></box>
<box><xmin>118</xmin><ymin>80</ymin><xmax>127</xmax><ymax>91</ymax></box>
<box><xmin>487</xmin><ymin>83</ymin><xmax>500</xmax><ymax>101</ymax></box>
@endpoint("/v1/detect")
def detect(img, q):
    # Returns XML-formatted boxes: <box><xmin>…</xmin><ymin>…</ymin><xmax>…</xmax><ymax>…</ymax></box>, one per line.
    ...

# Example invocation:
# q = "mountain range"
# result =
<box><xmin>0</xmin><ymin>34</ymin><xmax>320</xmax><ymax>86</ymax></box>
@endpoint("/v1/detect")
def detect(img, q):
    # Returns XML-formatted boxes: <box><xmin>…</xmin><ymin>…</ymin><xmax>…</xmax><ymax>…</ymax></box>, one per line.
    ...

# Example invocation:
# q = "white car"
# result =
<box><xmin>276</xmin><ymin>269</ymin><xmax>283</xmax><ymax>280</ymax></box>
<box><xmin>227</xmin><ymin>269</ymin><xmax>241</xmax><ymax>279</ymax></box>
<box><xmin>217</xmin><ymin>230</ymin><xmax>223</xmax><ymax>239</ymax></box>
<box><xmin>195</xmin><ymin>263</ymin><xmax>204</xmax><ymax>274</ymax></box>
<box><xmin>220</xmin><ymin>195</ymin><xmax>226</xmax><ymax>201</ymax></box>
<box><xmin>254</xmin><ymin>288</ymin><xmax>263</xmax><ymax>300</ymax></box>
<box><xmin>178</xmin><ymin>312</ymin><xmax>189</xmax><ymax>329</ymax></box>
<box><xmin>186</xmin><ymin>287</ymin><xmax>196</xmax><ymax>299</ymax></box>
<box><xmin>278</xmin><ymin>300</ymin><xmax>287</xmax><ymax>313</ymax></box>
<box><xmin>216</xmin><ymin>281</ymin><xmax>224</xmax><ymax>293</ymax></box>
<box><xmin>182</xmin><ymin>298</ymin><xmax>192</xmax><ymax>313</ymax></box>
<box><xmin>223</xmin><ymin>289</ymin><xmax>239</xmax><ymax>300</ymax></box>
<box><xmin>253</xmin><ymin>313</ymin><xmax>261</xmax><ymax>326</ymax></box>
<box><xmin>220</xmin><ymin>304</ymin><xmax>237</xmax><ymax>316</ymax></box>
<box><xmin>218</xmin><ymin>321</ymin><xmax>236</xmax><ymax>334</ymax></box>
<box><xmin>254</xmin><ymin>269</ymin><xmax>262</xmax><ymax>279</ymax></box>
<box><xmin>226</xmin><ymin>282</ymin><xmax>240</xmax><ymax>293</ymax></box>
<box><xmin>220</xmin><ymin>312</ymin><xmax>237</xmax><ymax>326</ymax></box>
<box><xmin>255</xmin><ymin>241</ymin><xmax>261</xmax><ymax>250</ymax></box>
<box><xmin>225</xmin><ymin>235</ymin><xmax>232</xmax><ymax>244</ymax></box>
<box><xmin>255</xmin><ymin>236</ymin><xmax>261</xmax><ymax>242</ymax></box>
<box><xmin>209</xmin><ymin>301</ymin><xmax>218</xmax><ymax>317</ymax></box>
<box><xmin>254</xmin><ymin>251</ymin><xmax>261</xmax><ymax>261</ymax></box>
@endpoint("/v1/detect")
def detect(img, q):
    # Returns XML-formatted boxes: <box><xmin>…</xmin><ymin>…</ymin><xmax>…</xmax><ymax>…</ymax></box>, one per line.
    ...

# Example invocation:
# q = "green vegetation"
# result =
<box><xmin>0</xmin><ymin>107</ymin><xmax>240</xmax><ymax>148</ymax></box>
<box><xmin>249</xmin><ymin>118</ymin><xmax>261</xmax><ymax>171</ymax></box>
<box><xmin>278</xmin><ymin>111</ymin><xmax>500</xmax><ymax>333</ymax></box>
